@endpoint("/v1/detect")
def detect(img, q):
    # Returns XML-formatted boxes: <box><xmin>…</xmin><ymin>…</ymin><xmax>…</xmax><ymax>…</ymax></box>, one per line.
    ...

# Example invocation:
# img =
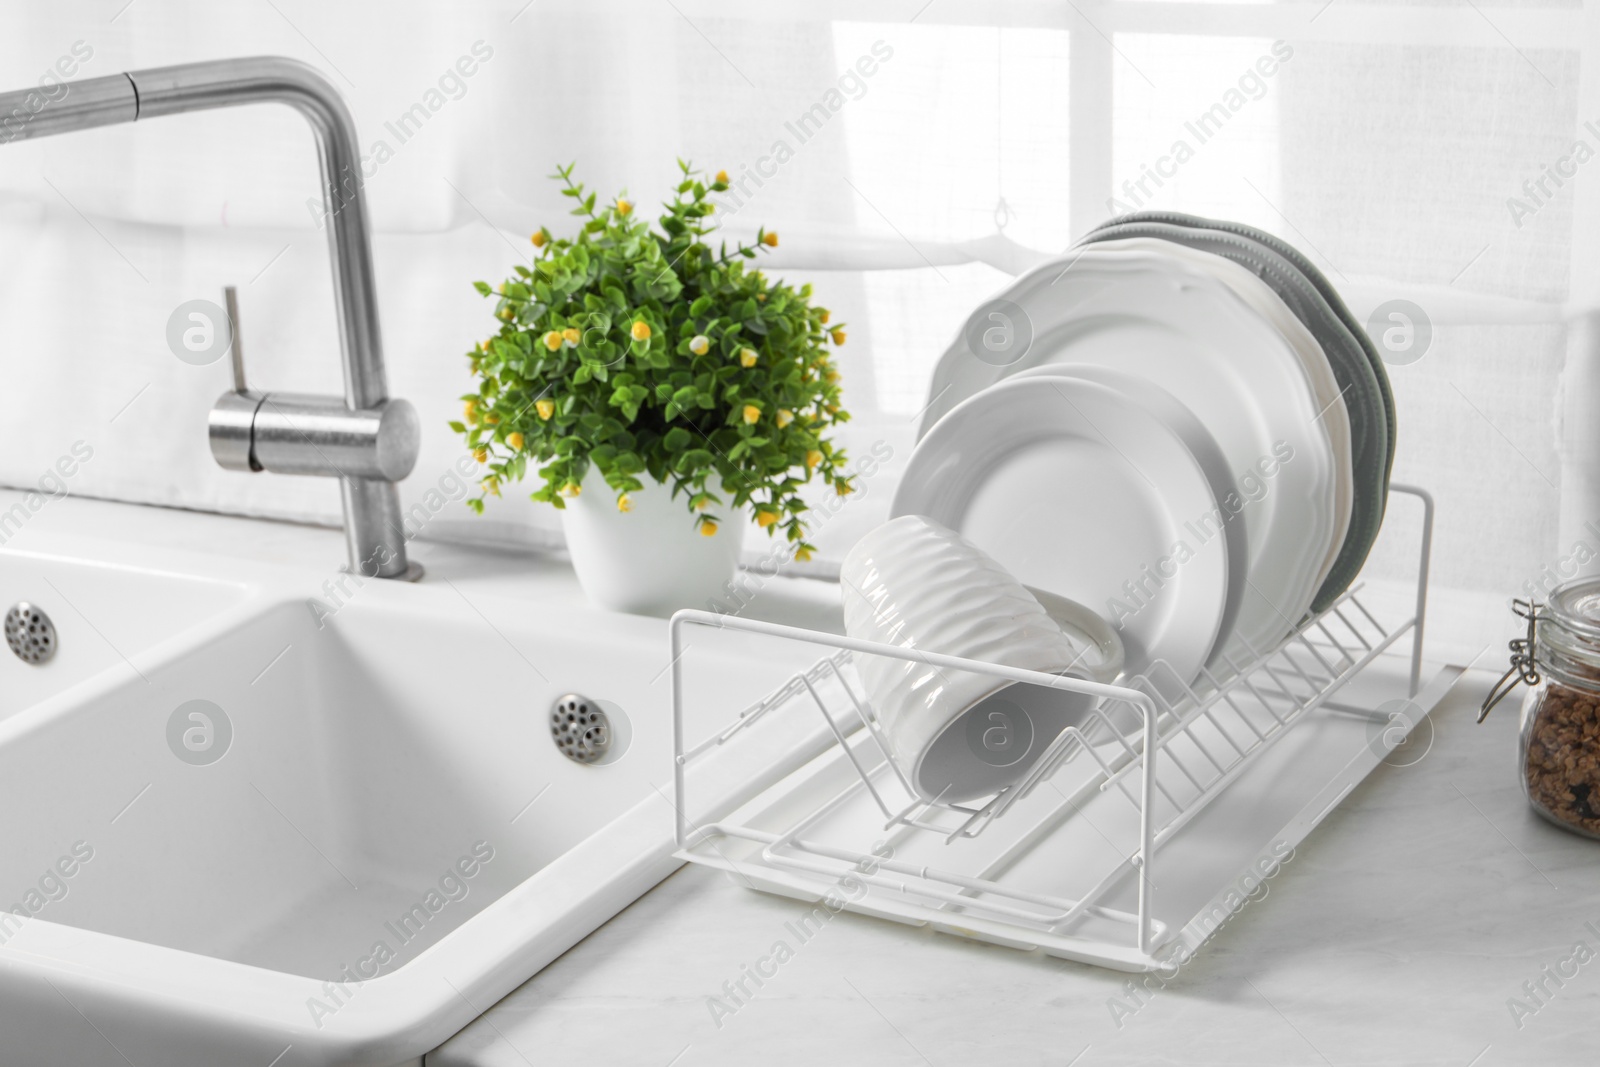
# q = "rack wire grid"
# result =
<box><xmin>670</xmin><ymin>484</ymin><xmax>1434</xmax><ymax>966</ymax></box>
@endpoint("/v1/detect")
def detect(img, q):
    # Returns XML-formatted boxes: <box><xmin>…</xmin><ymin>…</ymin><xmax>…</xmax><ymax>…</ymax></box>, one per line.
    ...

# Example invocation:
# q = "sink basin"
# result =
<box><xmin>0</xmin><ymin>535</ymin><xmax>249</xmax><ymax>719</ymax></box>
<box><xmin>0</xmin><ymin>534</ymin><xmax>830</xmax><ymax>1066</ymax></box>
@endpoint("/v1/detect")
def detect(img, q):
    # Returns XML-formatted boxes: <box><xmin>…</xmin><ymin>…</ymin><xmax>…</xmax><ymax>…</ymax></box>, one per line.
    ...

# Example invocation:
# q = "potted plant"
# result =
<box><xmin>452</xmin><ymin>161</ymin><xmax>854</xmax><ymax>615</ymax></box>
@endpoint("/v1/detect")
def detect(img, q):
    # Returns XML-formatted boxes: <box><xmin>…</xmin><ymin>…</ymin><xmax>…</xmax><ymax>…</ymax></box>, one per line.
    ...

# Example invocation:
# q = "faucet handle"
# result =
<box><xmin>223</xmin><ymin>285</ymin><xmax>247</xmax><ymax>394</ymax></box>
<box><xmin>209</xmin><ymin>284</ymin><xmax>262</xmax><ymax>473</ymax></box>
<box><xmin>206</xmin><ymin>283</ymin><xmax>419</xmax><ymax>484</ymax></box>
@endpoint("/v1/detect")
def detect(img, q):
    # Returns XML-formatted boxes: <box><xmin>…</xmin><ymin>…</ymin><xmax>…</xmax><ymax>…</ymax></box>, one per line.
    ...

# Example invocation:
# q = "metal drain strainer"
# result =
<box><xmin>551</xmin><ymin>693</ymin><xmax>610</xmax><ymax>764</ymax></box>
<box><xmin>5</xmin><ymin>602</ymin><xmax>57</xmax><ymax>665</ymax></box>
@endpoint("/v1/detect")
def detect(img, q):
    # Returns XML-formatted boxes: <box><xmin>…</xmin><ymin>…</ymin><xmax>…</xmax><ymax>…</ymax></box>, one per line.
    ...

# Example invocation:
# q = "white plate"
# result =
<box><xmin>892</xmin><ymin>375</ymin><xmax>1229</xmax><ymax>694</ymax></box>
<box><xmin>1088</xmin><ymin>238</ymin><xmax>1354</xmax><ymax>625</ymax></box>
<box><xmin>1009</xmin><ymin>364</ymin><xmax>1249</xmax><ymax>668</ymax></box>
<box><xmin>917</xmin><ymin>247</ymin><xmax>1338</xmax><ymax>662</ymax></box>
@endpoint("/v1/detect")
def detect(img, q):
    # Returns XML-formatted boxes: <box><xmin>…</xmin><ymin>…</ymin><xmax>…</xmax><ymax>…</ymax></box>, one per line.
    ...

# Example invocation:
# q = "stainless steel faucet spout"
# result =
<box><xmin>0</xmin><ymin>57</ymin><xmax>420</xmax><ymax>579</ymax></box>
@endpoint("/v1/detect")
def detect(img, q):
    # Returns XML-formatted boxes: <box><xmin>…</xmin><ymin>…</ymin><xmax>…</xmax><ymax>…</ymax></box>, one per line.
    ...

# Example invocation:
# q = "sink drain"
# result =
<box><xmin>4</xmin><ymin>603</ymin><xmax>57</xmax><ymax>665</ymax></box>
<box><xmin>551</xmin><ymin>693</ymin><xmax>611</xmax><ymax>764</ymax></box>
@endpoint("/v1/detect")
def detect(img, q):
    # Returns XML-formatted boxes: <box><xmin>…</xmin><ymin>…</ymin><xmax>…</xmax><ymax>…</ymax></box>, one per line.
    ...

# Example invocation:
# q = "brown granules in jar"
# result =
<box><xmin>1526</xmin><ymin>682</ymin><xmax>1600</xmax><ymax>834</ymax></box>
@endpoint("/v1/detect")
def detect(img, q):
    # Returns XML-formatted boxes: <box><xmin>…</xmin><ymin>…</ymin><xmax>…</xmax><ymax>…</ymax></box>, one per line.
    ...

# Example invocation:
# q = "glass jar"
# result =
<box><xmin>1504</xmin><ymin>581</ymin><xmax>1600</xmax><ymax>839</ymax></box>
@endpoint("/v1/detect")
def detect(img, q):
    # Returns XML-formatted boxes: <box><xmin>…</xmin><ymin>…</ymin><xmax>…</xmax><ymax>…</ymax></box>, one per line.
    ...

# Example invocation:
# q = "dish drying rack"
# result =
<box><xmin>670</xmin><ymin>484</ymin><xmax>1445</xmax><ymax>971</ymax></box>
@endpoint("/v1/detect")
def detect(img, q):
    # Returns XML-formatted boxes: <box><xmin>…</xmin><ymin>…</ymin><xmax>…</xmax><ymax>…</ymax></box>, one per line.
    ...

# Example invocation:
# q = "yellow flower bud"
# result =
<box><xmin>806</xmin><ymin>449</ymin><xmax>823</xmax><ymax>470</ymax></box>
<box><xmin>543</xmin><ymin>330</ymin><xmax>563</xmax><ymax>352</ymax></box>
<box><xmin>820</xmin><ymin>310</ymin><xmax>831</xmax><ymax>325</ymax></box>
<box><xmin>827</xmin><ymin>370</ymin><xmax>841</xmax><ymax>384</ymax></box>
<box><xmin>715</xmin><ymin>169</ymin><xmax>730</xmax><ymax>185</ymax></box>
<box><xmin>739</xmin><ymin>347</ymin><xmax>758</xmax><ymax>368</ymax></box>
<box><xmin>689</xmin><ymin>334</ymin><xmax>710</xmax><ymax>355</ymax></box>
<box><xmin>826</xmin><ymin>404</ymin><xmax>839</xmax><ymax>415</ymax></box>
<box><xmin>631</xmin><ymin>320</ymin><xmax>652</xmax><ymax>342</ymax></box>
<box><xmin>837</xmin><ymin>481</ymin><xmax>853</xmax><ymax>496</ymax></box>
<box><xmin>474</xmin><ymin>449</ymin><xmax>488</xmax><ymax>464</ymax></box>
<box><xmin>531</xmin><ymin>230</ymin><xmax>547</xmax><ymax>248</ymax></box>
<box><xmin>694</xmin><ymin>496</ymin><xmax>711</xmax><ymax>511</ymax></box>
<box><xmin>762</xmin><ymin>232</ymin><xmax>778</xmax><ymax>248</ymax></box>
<box><xmin>495</xmin><ymin>283</ymin><xmax>505</xmax><ymax>295</ymax></box>
<box><xmin>484</xmin><ymin>477</ymin><xmax>501</xmax><ymax>498</ymax></box>
<box><xmin>700</xmin><ymin>519</ymin><xmax>719</xmax><ymax>537</ymax></box>
<box><xmin>498</xmin><ymin>307</ymin><xmax>513</xmax><ymax>322</ymax></box>
<box><xmin>478</xmin><ymin>340</ymin><xmax>490</xmax><ymax>353</ymax></box>
<box><xmin>485</xmin><ymin>413</ymin><xmax>500</xmax><ymax>425</ymax></box>
<box><xmin>616</xmin><ymin>198</ymin><xmax>633</xmax><ymax>216</ymax></box>
<box><xmin>776</xmin><ymin>409</ymin><xmax>794</xmax><ymax>428</ymax></box>
<box><xmin>755</xmin><ymin>510</ymin><xmax>779</xmax><ymax>528</ymax></box>
<box><xmin>617</xmin><ymin>494</ymin><xmax>633</xmax><ymax>513</ymax></box>
<box><xmin>563</xmin><ymin>327</ymin><xmax>581</xmax><ymax>347</ymax></box>
<box><xmin>507</xmin><ymin>431</ymin><xmax>525</xmax><ymax>450</ymax></box>
<box><xmin>742</xmin><ymin>404</ymin><xmax>761</xmax><ymax>425</ymax></box>
<box><xmin>794</xmin><ymin>546</ymin><xmax>814</xmax><ymax>563</ymax></box>
<box><xmin>561</xmin><ymin>482</ymin><xmax>581</xmax><ymax>498</ymax></box>
<box><xmin>464</xmin><ymin>399</ymin><xmax>479</xmax><ymax>425</ymax></box>
<box><xmin>536</xmin><ymin>399</ymin><xmax>555</xmax><ymax>420</ymax></box>
<box><xmin>831</xmin><ymin>329</ymin><xmax>847</xmax><ymax>346</ymax></box>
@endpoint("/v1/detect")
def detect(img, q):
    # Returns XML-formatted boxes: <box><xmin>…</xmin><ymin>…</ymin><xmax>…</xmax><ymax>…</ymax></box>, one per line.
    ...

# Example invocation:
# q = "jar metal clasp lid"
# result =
<box><xmin>1479</xmin><ymin>598</ymin><xmax>1542</xmax><ymax>722</ymax></box>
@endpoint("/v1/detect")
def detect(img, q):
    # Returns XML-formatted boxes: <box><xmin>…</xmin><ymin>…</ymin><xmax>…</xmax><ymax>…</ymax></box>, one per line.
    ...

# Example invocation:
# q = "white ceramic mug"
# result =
<box><xmin>840</xmin><ymin>515</ymin><xmax>1124</xmax><ymax>803</ymax></box>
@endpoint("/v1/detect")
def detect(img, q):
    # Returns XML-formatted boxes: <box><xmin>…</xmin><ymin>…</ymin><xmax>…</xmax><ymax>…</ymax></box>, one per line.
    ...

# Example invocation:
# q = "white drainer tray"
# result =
<box><xmin>668</xmin><ymin>485</ymin><xmax>1453</xmax><ymax>972</ymax></box>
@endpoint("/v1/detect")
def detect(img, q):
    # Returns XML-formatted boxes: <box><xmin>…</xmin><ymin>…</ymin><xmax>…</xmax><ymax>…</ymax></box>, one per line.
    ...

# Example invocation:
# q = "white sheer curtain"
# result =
<box><xmin>0</xmin><ymin>0</ymin><xmax>1589</xmax><ymax>657</ymax></box>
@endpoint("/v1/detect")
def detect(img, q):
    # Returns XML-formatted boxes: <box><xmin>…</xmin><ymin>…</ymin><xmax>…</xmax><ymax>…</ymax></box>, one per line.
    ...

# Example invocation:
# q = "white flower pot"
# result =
<box><xmin>559</xmin><ymin>467</ymin><xmax>746</xmax><ymax>616</ymax></box>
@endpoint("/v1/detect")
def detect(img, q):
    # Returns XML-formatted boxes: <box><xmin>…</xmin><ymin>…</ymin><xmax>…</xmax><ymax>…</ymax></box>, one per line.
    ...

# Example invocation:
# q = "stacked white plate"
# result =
<box><xmin>895</xmin><ymin>224</ymin><xmax>1391</xmax><ymax>697</ymax></box>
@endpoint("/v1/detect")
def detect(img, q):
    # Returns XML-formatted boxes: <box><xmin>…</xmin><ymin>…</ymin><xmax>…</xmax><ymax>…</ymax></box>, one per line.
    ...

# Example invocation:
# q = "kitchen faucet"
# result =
<box><xmin>0</xmin><ymin>56</ymin><xmax>422</xmax><ymax>579</ymax></box>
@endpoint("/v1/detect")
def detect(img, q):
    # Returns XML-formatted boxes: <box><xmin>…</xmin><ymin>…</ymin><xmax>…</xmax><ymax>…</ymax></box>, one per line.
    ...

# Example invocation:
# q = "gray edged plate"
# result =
<box><xmin>1078</xmin><ymin>216</ymin><xmax>1391</xmax><ymax>615</ymax></box>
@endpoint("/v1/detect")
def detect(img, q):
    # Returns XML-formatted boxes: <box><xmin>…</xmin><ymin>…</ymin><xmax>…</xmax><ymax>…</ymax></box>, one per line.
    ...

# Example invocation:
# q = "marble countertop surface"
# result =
<box><xmin>7</xmin><ymin>492</ymin><xmax>1589</xmax><ymax>1066</ymax></box>
<box><xmin>436</xmin><ymin>668</ymin><xmax>1600</xmax><ymax>1067</ymax></box>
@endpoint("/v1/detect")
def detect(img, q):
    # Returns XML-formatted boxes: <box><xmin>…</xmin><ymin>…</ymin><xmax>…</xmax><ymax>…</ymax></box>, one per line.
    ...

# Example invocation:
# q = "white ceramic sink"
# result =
<box><xmin>0</xmin><ymin>500</ymin><xmax>833</xmax><ymax>1066</ymax></box>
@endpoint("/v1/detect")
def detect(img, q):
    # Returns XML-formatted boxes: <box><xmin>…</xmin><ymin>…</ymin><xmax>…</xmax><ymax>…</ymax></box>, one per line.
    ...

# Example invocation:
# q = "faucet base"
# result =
<box><xmin>339</xmin><ymin>560</ymin><xmax>424</xmax><ymax>582</ymax></box>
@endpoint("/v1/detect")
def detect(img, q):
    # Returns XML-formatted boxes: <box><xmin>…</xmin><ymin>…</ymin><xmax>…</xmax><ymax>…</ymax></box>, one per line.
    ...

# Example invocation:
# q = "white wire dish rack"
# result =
<box><xmin>670</xmin><ymin>484</ymin><xmax>1457</xmax><ymax>972</ymax></box>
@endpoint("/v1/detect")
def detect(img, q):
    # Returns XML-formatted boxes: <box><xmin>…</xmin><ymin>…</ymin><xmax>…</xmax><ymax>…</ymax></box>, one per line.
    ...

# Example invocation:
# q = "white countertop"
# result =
<box><xmin>435</xmin><ymin>669</ymin><xmax>1600</xmax><ymax>1067</ymax></box>
<box><xmin>9</xmin><ymin>492</ymin><xmax>1593</xmax><ymax>1067</ymax></box>
<box><xmin>0</xmin><ymin>488</ymin><xmax>848</xmax><ymax>637</ymax></box>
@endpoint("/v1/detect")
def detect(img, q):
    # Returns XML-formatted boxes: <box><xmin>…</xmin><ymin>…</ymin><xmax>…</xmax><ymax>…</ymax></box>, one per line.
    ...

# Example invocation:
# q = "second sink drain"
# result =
<box><xmin>551</xmin><ymin>693</ymin><xmax>612</xmax><ymax>764</ymax></box>
<box><xmin>4</xmin><ymin>602</ymin><xmax>57</xmax><ymax>665</ymax></box>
